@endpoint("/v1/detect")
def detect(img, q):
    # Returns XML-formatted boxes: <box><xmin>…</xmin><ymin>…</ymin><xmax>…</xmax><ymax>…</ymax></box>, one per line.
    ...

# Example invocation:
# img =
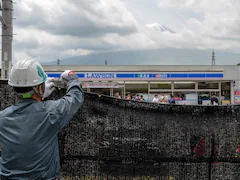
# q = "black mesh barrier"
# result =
<box><xmin>1</xmin><ymin>80</ymin><xmax>240</xmax><ymax>179</ymax></box>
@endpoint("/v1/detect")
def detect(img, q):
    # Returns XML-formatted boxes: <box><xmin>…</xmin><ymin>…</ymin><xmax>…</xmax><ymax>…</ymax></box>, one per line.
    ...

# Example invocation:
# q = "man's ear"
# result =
<box><xmin>38</xmin><ymin>84</ymin><xmax>44</xmax><ymax>97</ymax></box>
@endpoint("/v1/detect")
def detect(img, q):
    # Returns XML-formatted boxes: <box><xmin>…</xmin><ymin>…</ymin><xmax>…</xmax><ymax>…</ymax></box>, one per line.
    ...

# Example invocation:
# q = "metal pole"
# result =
<box><xmin>148</xmin><ymin>81</ymin><xmax>150</xmax><ymax>101</ymax></box>
<box><xmin>123</xmin><ymin>81</ymin><xmax>125</xmax><ymax>98</ymax></box>
<box><xmin>219</xmin><ymin>82</ymin><xmax>221</xmax><ymax>105</ymax></box>
<box><xmin>230</xmin><ymin>80</ymin><xmax>235</xmax><ymax>104</ymax></box>
<box><xmin>1</xmin><ymin>0</ymin><xmax>13</xmax><ymax>79</ymax></box>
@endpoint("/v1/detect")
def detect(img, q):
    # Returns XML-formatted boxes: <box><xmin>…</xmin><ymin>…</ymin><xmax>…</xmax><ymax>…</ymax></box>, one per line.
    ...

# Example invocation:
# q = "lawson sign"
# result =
<box><xmin>85</xmin><ymin>72</ymin><xmax>116</xmax><ymax>79</ymax></box>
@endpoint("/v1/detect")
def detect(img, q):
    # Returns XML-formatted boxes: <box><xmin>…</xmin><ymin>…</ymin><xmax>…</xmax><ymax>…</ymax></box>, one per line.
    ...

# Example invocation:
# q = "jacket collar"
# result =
<box><xmin>17</xmin><ymin>98</ymin><xmax>37</xmax><ymax>105</ymax></box>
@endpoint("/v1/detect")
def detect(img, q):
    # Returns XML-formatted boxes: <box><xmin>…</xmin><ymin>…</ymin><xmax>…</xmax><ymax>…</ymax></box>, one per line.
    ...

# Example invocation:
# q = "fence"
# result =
<box><xmin>0</xmin><ymin>80</ymin><xmax>240</xmax><ymax>179</ymax></box>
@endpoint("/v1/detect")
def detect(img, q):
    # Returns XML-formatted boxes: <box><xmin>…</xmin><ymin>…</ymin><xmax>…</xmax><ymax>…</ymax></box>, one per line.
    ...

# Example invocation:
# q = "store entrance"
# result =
<box><xmin>82</xmin><ymin>81</ymin><xmax>124</xmax><ymax>97</ymax></box>
<box><xmin>198</xmin><ymin>91</ymin><xmax>220</xmax><ymax>105</ymax></box>
<box><xmin>89</xmin><ymin>87</ymin><xmax>124</xmax><ymax>97</ymax></box>
<box><xmin>90</xmin><ymin>88</ymin><xmax>111</xmax><ymax>96</ymax></box>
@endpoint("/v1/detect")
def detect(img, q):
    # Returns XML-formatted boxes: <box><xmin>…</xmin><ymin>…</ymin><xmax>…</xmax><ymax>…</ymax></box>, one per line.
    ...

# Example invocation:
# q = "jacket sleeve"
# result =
<box><xmin>47</xmin><ymin>74</ymin><xmax>84</xmax><ymax>130</ymax></box>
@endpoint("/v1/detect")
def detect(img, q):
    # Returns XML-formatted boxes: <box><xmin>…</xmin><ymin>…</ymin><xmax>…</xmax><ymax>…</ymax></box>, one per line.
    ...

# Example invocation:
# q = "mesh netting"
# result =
<box><xmin>0</xmin><ymin>80</ymin><xmax>240</xmax><ymax>179</ymax></box>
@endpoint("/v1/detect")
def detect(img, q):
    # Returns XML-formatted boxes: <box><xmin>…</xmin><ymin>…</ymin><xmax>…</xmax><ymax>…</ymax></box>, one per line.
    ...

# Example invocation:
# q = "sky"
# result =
<box><xmin>9</xmin><ymin>0</ymin><xmax>240</xmax><ymax>65</ymax></box>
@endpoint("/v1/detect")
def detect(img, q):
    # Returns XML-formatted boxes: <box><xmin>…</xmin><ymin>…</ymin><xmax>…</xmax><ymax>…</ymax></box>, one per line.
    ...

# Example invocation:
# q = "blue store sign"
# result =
<box><xmin>47</xmin><ymin>72</ymin><xmax>224</xmax><ymax>79</ymax></box>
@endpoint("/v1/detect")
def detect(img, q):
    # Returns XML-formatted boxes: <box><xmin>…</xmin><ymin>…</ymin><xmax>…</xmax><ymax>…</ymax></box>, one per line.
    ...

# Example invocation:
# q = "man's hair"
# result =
<box><xmin>13</xmin><ymin>87</ymin><xmax>33</xmax><ymax>94</ymax></box>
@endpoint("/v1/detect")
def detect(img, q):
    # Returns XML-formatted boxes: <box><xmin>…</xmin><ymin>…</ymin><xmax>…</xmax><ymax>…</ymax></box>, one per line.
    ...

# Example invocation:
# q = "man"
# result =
<box><xmin>140</xmin><ymin>95</ymin><xmax>145</xmax><ymax>102</ymax></box>
<box><xmin>115</xmin><ymin>92</ymin><xmax>121</xmax><ymax>99</ymax></box>
<box><xmin>152</xmin><ymin>94</ymin><xmax>159</xmax><ymax>103</ymax></box>
<box><xmin>134</xmin><ymin>93</ymin><xmax>141</xmax><ymax>101</ymax></box>
<box><xmin>159</xmin><ymin>93</ymin><xmax>168</xmax><ymax>104</ymax></box>
<box><xmin>126</xmin><ymin>94</ymin><xmax>131</xmax><ymax>100</ymax></box>
<box><xmin>168</xmin><ymin>94</ymin><xmax>175</xmax><ymax>104</ymax></box>
<box><xmin>0</xmin><ymin>59</ymin><xmax>84</xmax><ymax>179</ymax></box>
<box><xmin>210</xmin><ymin>94</ymin><xmax>219</xmax><ymax>105</ymax></box>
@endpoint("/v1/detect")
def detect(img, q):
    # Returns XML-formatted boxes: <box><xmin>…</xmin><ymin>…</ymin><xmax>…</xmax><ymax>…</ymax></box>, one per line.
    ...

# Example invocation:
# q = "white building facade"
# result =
<box><xmin>43</xmin><ymin>65</ymin><xmax>240</xmax><ymax>105</ymax></box>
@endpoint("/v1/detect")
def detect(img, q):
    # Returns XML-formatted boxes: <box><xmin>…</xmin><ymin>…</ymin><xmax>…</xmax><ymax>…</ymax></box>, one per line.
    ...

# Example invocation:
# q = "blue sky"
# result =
<box><xmin>8</xmin><ymin>0</ymin><xmax>240</xmax><ymax>65</ymax></box>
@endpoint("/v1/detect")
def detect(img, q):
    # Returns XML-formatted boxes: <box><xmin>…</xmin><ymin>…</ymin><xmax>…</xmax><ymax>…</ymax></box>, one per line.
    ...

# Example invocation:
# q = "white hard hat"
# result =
<box><xmin>8</xmin><ymin>59</ymin><xmax>47</xmax><ymax>87</ymax></box>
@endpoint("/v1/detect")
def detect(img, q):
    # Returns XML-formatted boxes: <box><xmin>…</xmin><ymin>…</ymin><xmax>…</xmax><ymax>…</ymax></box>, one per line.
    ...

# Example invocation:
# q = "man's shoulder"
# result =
<box><xmin>0</xmin><ymin>105</ymin><xmax>13</xmax><ymax>116</ymax></box>
<box><xmin>39</xmin><ymin>100</ymin><xmax>58</xmax><ymax>111</ymax></box>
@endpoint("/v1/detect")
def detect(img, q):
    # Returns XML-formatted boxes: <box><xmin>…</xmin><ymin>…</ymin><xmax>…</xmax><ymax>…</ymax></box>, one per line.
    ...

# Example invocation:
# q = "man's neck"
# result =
<box><xmin>31</xmin><ymin>93</ymin><xmax>42</xmax><ymax>102</ymax></box>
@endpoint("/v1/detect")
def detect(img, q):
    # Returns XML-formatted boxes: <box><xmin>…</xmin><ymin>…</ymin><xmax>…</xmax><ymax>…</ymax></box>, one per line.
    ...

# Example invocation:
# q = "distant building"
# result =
<box><xmin>43</xmin><ymin>65</ymin><xmax>239</xmax><ymax>104</ymax></box>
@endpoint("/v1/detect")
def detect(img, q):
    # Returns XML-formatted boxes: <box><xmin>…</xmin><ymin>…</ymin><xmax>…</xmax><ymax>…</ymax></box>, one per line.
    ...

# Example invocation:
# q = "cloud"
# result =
<box><xmin>145</xmin><ymin>25</ymin><xmax>240</xmax><ymax>51</ymax></box>
<box><xmin>12</xmin><ymin>0</ymin><xmax>144</xmax><ymax>63</ymax></box>
<box><xmin>158</xmin><ymin>0</ymin><xmax>229</xmax><ymax>12</ymax></box>
<box><xmin>10</xmin><ymin>0</ymin><xmax>240</xmax><ymax>66</ymax></box>
<box><xmin>15</xmin><ymin>0</ymin><xmax>138</xmax><ymax>37</ymax></box>
<box><xmin>62</xmin><ymin>48</ymin><xmax>92</xmax><ymax>56</ymax></box>
<box><xmin>158</xmin><ymin>0</ymin><xmax>240</xmax><ymax>38</ymax></box>
<box><xmin>185</xmin><ymin>18</ymin><xmax>202</xmax><ymax>32</ymax></box>
<box><xmin>12</xmin><ymin>26</ymin><xmax>157</xmax><ymax>64</ymax></box>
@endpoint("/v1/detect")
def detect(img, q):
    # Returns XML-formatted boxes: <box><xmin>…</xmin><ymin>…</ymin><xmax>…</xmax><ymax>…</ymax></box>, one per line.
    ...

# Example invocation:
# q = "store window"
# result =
<box><xmin>125</xmin><ymin>82</ymin><xmax>148</xmax><ymax>94</ymax></box>
<box><xmin>82</xmin><ymin>86</ymin><xmax>87</xmax><ymax>92</ymax></box>
<box><xmin>112</xmin><ymin>81</ymin><xmax>124</xmax><ymax>98</ymax></box>
<box><xmin>198</xmin><ymin>82</ymin><xmax>219</xmax><ymax>89</ymax></box>
<box><xmin>197</xmin><ymin>91</ymin><xmax>220</xmax><ymax>105</ymax></box>
<box><xmin>124</xmin><ymin>82</ymin><xmax>148</xmax><ymax>101</ymax></box>
<box><xmin>173</xmin><ymin>92</ymin><xmax>186</xmax><ymax>100</ymax></box>
<box><xmin>85</xmin><ymin>81</ymin><xmax>124</xmax><ymax>96</ymax></box>
<box><xmin>149</xmin><ymin>92</ymin><xmax>172</xmax><ymax>102</ymax></box>
<box><xmin>221</xmin><ymin>82</ymin><xmax>230</xmax><ymax>100</ymax></box>
<box><xmin>90</xmin><ymin>88</ymin><xmax>110</xmax><ymax>95</ymax></box>
<box><xmin>150</xmin><ymin>82</ymin><xmax>171</xmax><ymax>89</ymax></box>
<box><xmin>174</xmin><ymin>82</ymin><xmax>195</xmax><ymax>89</ymax></box>
<box><xmin>113</xmin><ymin>88</ymin><xmax>124</xmax><ymax>99</ymax></box>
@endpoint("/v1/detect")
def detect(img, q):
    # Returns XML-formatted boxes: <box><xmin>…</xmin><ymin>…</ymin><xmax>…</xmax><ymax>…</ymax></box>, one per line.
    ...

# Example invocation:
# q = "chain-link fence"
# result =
<box><xmin>1</xmin><ymin>80</ymin><xmax>240</xmax><ymax>179</ymax></box>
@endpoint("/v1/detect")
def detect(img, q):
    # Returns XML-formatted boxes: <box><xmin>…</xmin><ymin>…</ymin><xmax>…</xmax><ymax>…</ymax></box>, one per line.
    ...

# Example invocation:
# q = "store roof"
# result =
<box><xmin>42</xmin><ymin>65</ymin><xmax>234</xmax><ymax>72</ymax></box>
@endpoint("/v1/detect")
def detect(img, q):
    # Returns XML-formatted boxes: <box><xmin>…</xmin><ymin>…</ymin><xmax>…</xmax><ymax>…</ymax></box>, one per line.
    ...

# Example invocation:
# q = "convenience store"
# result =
<box><xmin>43</xmin><ymin>65</ymin><xmax>240</xmax><ymax>105</ymax></box>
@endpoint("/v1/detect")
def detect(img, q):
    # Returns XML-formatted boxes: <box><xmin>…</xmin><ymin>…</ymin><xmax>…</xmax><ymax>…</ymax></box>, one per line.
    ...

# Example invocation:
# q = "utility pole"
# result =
<box><xmin>212</xmin><ymin>49</ymin><xmax>215</xmax><ymax>66</ymax></box>
<box><xmin>1</xmin><ymin>0</ymin><xmax>13</xmax><ymax>79</ymax></box>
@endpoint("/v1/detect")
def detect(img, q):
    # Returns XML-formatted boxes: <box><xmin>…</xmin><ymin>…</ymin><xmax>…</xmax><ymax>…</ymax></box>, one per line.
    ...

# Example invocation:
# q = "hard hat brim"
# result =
<box><xmin>8</xmin><ymin>78</ymin><xmax>47</xmax><ymax>87</ymax></box>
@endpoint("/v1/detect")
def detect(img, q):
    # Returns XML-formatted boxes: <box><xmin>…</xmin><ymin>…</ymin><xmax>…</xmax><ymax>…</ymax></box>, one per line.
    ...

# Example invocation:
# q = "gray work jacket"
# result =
<box><xmin>0</xmin><ymin>75</ymin><xmax>84</xmax><ymax>179</ymax></box>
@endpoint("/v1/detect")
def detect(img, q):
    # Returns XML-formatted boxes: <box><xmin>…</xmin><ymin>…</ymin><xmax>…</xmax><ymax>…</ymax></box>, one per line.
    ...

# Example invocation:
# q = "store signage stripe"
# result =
<box><xmin>170</xmin><ymin>74</ymin><xmax>188</xmax><ymax>78</ymax></box>
<box><xmin>116</xmin><ymin>74</ymin><xmax>135</xmax><ymax>78</ymax></box>
<box><xmin>115</xmin><ymin>73</ymin><xmax>223</xmax><ymax>78</ymax></box>
<box><xmin>77</xmin><ymin>74</ymin><xmax>85</xmax><ymax>78</ymax></box>
<box><xmin>47</xmin><ymin>73</ymin><xmax>85</xmax><ymax>78</ymax></box>
<box><xmin>206</xmin><ymin>74</ymin><xmax>223</xmax><ymax>77</ymax></box>
<box><xmin>47</xmin><ymin>73</ymin><xmax>223</xmax><ymax>78</ymax></box>
<box><xmin>189</xmin><ymin>74</ymin><xmax>206</xmax><ymax>78</ymax></box>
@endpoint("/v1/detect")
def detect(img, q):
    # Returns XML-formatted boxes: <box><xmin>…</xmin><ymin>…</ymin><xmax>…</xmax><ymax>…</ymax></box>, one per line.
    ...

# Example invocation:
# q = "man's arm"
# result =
<box><xmin>47</xmin><ymin>73</ymin><xmax>84</xmax><ymax>130</ymax></box>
